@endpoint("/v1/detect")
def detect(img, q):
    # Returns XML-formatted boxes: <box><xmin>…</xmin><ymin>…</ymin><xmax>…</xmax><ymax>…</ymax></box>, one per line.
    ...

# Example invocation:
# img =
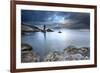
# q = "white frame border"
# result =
<box><xmin>16</xmin><ymin>5</ymin><xmax>95</xmax><ymax>69</ymax></box>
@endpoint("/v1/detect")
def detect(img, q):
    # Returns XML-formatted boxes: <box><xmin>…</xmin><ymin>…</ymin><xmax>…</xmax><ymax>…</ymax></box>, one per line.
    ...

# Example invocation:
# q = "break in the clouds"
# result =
<box><xmin>21</xmin><ymin>10</ymin><xmax>90</xmax><ymax>29</ymax></box>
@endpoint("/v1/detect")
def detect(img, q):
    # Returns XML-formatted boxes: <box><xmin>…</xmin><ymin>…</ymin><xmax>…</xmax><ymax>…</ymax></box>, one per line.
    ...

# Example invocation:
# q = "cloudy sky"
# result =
<box><xmin>21</xmin><ymin>10</ymin><xmax>90</xmax><ymax>29</ymax></box>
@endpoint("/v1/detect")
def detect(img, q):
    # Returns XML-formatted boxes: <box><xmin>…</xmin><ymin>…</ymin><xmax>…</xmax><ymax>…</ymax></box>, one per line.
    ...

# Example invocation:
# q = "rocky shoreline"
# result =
<box><xmin>21</xmin><ymin>24</ymin><xmax>54</xmax><ymax>33</ymax></box>
<box><xmin>21</xmin><ymin>44</ymin><xmax>90</xmax><ymax>63</ymax></box>
<box><xmin>21</xmin><ymin>43</ymin><xmax>40</xmax><ymax>63</ymax></box>
<box><xmin>44</xmin><ymin>46</ymin><xmax>90</xmax><ymax>62</ymax></box>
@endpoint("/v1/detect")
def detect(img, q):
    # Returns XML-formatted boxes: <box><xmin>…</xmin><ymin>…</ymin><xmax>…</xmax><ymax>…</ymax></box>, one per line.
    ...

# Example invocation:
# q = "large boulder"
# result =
<box><xmin>21</xmin><ymin>43</ymin><xmax>32</xmax><ymax>51</ymax></box>
<box><xmin>78</xmin><ymin>47</ymin><xmax>90</xmax><ymax>57</ymax></box>
<box><xmin>21</xmin><ymin>43</ymin><xmax>40</xmax><ymax>62</ymax></box>
<box><xmin>63</xmin><ymin>46</ymin><xmax>90</xmax><ymax>61</ymax></box>
<box><xmin>64</xmin><ymin>45</ymin><xmax>78</xmax><ymax>54</ymax></box>
<box><xmin>21</xmin><ymin>51</ymin><xmax>40</xmax><ymax>62</ymax></box>
<box><xmin>63</xmin><ymin>53</ymin><xmax>85</xmax><ymax>60</ymax></box>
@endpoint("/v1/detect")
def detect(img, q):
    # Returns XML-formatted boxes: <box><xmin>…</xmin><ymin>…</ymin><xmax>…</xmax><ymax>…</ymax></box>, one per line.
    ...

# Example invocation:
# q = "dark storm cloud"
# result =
<box><xmin>21</xmin><ymin>10</ymin><xmax>50</xmax><ymax>22</ymax></box>
<box><xmin>21</xmin><ymin>10</ymin><xmax>90</xmax><ymax>29</ymax></box>
<box><xmin>66</xmin><ymin>13</ymin><xmax>90</xmax><ymax>29</ymax></box>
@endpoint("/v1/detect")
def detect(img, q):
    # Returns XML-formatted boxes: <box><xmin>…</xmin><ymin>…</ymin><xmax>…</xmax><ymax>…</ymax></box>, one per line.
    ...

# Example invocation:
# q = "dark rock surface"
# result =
<box><xmin>44</xmin><ymin>51</ymin><xmax>62</xmax><ymax>61</ymax></box>
<box><xmin>44</xmin><ymin>46</ymin><xmax>90</xmax><ymax>62</ymax></box>
<box><xmin>21</xmin><ymin>43</ymin><xmax>32</xmax><ymax>51</ymax></box>
<box><xmin>21</xmin><ymin>24</ymin><xmax>40</xmax><ymax>32</ymax></box>
<box><xmin>21</xmin><ymin>43</ymin><xmax>40</xmax><ymax>63</ymax></box>
<box><xmin>21</xmin><ymin>44</ymin><xmax>90</xmax><ymax>62</ymax></box>
<box><xmin>46</xmin><ymin>28</ymin><xmax>54</xmax><ymax>32</ymax></box>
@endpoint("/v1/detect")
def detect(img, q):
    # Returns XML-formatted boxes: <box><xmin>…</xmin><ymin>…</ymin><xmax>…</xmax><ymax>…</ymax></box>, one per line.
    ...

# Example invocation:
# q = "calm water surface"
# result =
<box><xmin>21</xmin><ymin>29</ymin><xmax>90</xmax><ymax>61</ymax></box>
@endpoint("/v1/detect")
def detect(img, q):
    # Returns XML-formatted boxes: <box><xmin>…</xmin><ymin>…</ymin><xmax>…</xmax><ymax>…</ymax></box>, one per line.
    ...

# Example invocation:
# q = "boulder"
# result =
<box><xmin>64</xmin><ymin>45</ymin><xmax>78</xmax><ymax>54</ymax></box>
<box><xmin>63</xmin><ymin>53</ymin><xmax>85</xmax><ymax>60</ymax></box>
<box><xmin>63</xmin><ymin>46</ymin><xmax>90</xmax><ymax>61</ymax></box>
<box><xmin>21</xmin><ymin>43</ymin><xmax>40</xmax><ymax>62</ymax></box>
<box><xmin>44</xmin><ymin>51</ymin><xmax>63</xmax><ymax>62</ymax></box>
<box><xmin>21</xmin><ymin>51</ymin><xmax>40</xmax><ymax>62</ymax></box>
<box><xmin>21</xmin><ymin>43</ymin><xmax>32</xmax><ymax>51</ymax></box>
<box><xmin>78</xmin><ymin>47</ymin><xmax>90</xmax><ymax>57</ymax></box>
<box><xmin>46</xmin><ymin>28</ymin><xmax>54</xmax><ymax>32</ymax></box>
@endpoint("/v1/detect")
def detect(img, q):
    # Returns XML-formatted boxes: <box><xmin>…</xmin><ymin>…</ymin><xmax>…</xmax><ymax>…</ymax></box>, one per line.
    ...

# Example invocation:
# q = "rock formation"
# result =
<box><xmin>44</xmin><ymin>46</ymin><xmax>90</xmax><ymax>62</ymax></box>
<box><xmin>44</xmin><ymin>51</ymin><xmax>63</xmax><ymax>62</ymax></box>
<box><xmin>21</xmin><ymin>44</ymin><xmax>90</xmax><ymax>62</ymax></box>
<box><xmin>21</xmin><ymin>43</ymin><xmax>40</xmax><ymax>63</ymax></box>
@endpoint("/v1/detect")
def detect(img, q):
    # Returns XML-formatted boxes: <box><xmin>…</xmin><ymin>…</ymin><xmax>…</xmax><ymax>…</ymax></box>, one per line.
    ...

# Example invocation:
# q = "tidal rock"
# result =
<box><xmin>58</xmin><ymin>31</ymin><xmax>62</xmax><ymax>33</ymax></box>
<box><xmin>21</xmin><ymin>51</ymin><xmax>40</xmax><ymax>62</ymax></box>
<box><xmin>21</xmin><ymin>43</ymin><xmax>32</xmax><ymax>51</ymax></box>
<box><xmin>83</xmin><ymin>56</ymin><xmax>89</xmax><ymax>60</ymax></box>
<box><xmin>63</xmin><ymin>53</ymin><xmax>85</xmax><ymax>60</ymax></box>
<box><xmin>63</xmin><ymin>46</ymin><xmax>90</xmax><ymax>61</ymax></box>
<box><xmin>21</xmin><ymin>25</ymin><xmax>34</xmax><ymax>32</ymax></box>
<box><xmin>21</xmin><ymin>43</ymin><xmax>40</xmax><ymax>62</ymax></box>
<box><xmin>78</xmin><ymin>47</ymin><xmax>90</xmax><ymax>57</ymax></box>
<box><xmin>46</xmin><ymin>28</ymin><xmax>54</xmax><ymax>32</ymax></box>
<box><xmin>21</xmin><ymin>24</ymin><xmax>40</xmax><ymax>32</ymax></box>
<box><xmin>44</xmin><ymin>51</ymin><xmax>63</xmax><ymax>62</ymax></box>
<box><xmin>64</xmin><ymin>45</ymin><xmax>78</xmax><ymax>54</ymax></box>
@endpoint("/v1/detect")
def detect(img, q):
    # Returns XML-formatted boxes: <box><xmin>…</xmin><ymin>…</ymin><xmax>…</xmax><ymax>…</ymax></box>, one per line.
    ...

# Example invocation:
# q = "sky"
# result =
<box><xmin>21</xmin><ymin>10</ymin><xmax>90</xmax><ymax>29</ymax></box>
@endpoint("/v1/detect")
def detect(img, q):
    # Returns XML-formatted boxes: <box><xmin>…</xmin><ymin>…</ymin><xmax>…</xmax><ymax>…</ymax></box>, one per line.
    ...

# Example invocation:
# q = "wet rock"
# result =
<box><xmin>21</xmin><ymin>24</ymin><xmax>40</xmax><ymax>32</ymax></box>
<box><xmin>21</xmin><ymin>43</ymin><xmax>32</xmax><ymax>51</ymax></box>
<box><xmin>63</xmin><ymin>46</ymin><xmax>90</xmax><ymax>61</ymax></box>
<box><xmin>58</xmin><ymin>31</ymin><xmax>62</xmax><ymax>33</ymax></box>
<box><xmin>44</xmin><ymin>51</ymin><xmax>63</xmax><ymax>62</ymax></box>
<box><xmin>21</xmin><ymin>43</ymin><xmax>40</xmax><ymax>62</ymax></box>
<box><xmin>21</xmin><ymin>44</ymin><xmax>90</xmax><ymax>62</ymax></box>
<box><xmin>41</xmin><ymin>28</ymin><xmax>54</xmax><ymax>32</ymax></box>
<box><xmin>21</xmin><ymin>25</ymin><xmax>34</xmax><ymax>32</ymax></box>
<box><xmin>46</xmin><ymin>28</ymin><xmax>54</xmax><ymax>32</ymax></box>
<box><xmin>63</xmin><ymin>53</ymin><xmax>85</xmax><ymax>60</ymax></box>
<box><xmin>64</xmin><ymin>45</ymin><xmax>78</xmax><ymax>54</ymax></box>
<box><xmin>83</xmin><ymin>56</ymin><xmax>89</xmax><ymax>60</ymax></box>
<box><xmin>78</xmin><ymin>47</ymin><xmax>90</xmax><ymax>57</ymax></box>
<box><xmin>21</xmin><ymin>51</ymin><xmax>40</xmax><ymax>62</ymax></box>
